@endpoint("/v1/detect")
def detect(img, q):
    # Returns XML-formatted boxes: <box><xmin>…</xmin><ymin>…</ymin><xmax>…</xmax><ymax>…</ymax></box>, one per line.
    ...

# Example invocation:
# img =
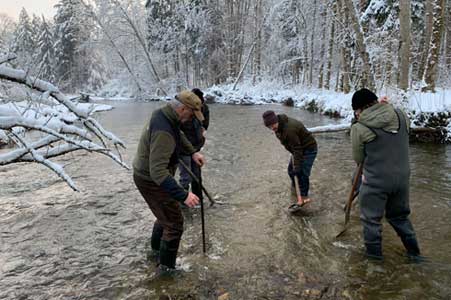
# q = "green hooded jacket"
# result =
<box><xmin>351</xmin><ymin>103</ymin><xmax>410</xmax><ymax>164</ymax></box>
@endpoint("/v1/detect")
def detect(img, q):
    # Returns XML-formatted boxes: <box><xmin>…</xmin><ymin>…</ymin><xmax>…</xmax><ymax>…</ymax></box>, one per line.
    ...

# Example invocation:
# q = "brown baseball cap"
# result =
<box><xmin>175</xmin><ymin>90</ymin><xmax>204</xmax><ymax>121</ymax></box>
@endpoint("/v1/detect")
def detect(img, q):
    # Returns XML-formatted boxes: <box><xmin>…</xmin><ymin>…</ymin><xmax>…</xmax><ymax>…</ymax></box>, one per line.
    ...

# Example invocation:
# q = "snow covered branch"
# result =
<box><xmin>0</xmin><ymin>63</ymin><xmax>129</xmax><ymax>191</ymax></box>
<box><xmin>308</xmin><ymin>123</ymin><xmax>351</xmax><ymax>133</ymax></box>
<box><xmin>0</xmin><ymin>53</ymin><xmax>17</xmax><ymax>65</ymax></box>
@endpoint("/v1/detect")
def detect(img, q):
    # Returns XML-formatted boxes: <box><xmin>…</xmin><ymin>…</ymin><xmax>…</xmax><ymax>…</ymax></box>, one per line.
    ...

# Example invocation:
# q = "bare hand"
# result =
<box><xmin>192</xmin><ymin>152</ymin><xmax>205</xmax><ymax>167</ymax></box>
<box><xmin>184</xmin><ymin>192</ymin><xmax>200</xmax><ymax>208</ymax></box>
<box><xmin>201</xmin><ymin>128</ymin><xmax>207</xmax><ymax>138</ymax></box>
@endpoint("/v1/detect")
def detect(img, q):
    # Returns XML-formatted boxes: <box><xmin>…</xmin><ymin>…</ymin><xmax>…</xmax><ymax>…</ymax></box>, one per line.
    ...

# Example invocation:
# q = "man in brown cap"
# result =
<box><xmin>133</xmin><ymin>90</ymin><xmax>205</xmax><ymax>274</ymax></box>
<box><xmin>263</xmin><ymin>110</ymin><xmax>317</xmax><ymax>209</ymax></box>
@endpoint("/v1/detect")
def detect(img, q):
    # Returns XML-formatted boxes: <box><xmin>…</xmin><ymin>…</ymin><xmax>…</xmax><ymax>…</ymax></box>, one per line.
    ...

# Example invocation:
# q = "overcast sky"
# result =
<box><xmin>0</xmin><ymin>0</ymin><xmax>59</xmax><ymax>20</ymax></box>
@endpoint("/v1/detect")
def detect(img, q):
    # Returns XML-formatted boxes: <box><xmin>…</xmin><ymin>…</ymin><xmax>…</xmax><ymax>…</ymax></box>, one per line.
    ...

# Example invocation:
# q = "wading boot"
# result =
<box><xmin>401</xmin><ymin>237</ymin><xmax>425</xmax><ymax>262</ymax></box>
<box><xmin>365</xmin><ymin>243</ymin><xmax>383</xmax><ymax>261</ymax></box>
<box><xmin>147</xmin><ymin>223</ymin><xmax>163</xmax><ymax>263</ymax></box>
<box><xmin>157</xmin><ymin>239</ymin><xmax>180</xmax><ymax>276</ymax></box>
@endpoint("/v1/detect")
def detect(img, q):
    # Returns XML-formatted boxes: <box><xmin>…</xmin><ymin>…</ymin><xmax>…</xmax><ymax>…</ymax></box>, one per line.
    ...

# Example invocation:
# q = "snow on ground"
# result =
<box><xmin>206</xmin><ymin>81</ymin><xmax>451</xmax><ymax>120</ymax></box>
<box><xmin>95</xmin><ymin>77</ymin><xmax>451</xmax><ymax>119</ymax></box>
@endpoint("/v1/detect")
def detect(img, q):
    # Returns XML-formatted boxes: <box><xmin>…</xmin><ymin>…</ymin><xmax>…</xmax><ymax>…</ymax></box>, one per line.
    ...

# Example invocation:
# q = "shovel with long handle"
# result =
<box><xmin>336</xmin><ymin>164</ymin><xmax>363</xmax><ymax>238</ymax></box>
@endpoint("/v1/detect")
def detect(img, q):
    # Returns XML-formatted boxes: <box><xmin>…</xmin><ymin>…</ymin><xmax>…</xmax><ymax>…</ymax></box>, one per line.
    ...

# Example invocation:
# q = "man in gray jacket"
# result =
<box><xmin>351</xmin><ymin>88</ymin><xmax>421</xmax><ymax>260</ymax></box>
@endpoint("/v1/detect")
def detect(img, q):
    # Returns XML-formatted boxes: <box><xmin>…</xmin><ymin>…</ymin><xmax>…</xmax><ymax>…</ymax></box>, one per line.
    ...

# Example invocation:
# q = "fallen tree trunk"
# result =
<box><xmin>308</xmin><ymin>123</ymin><xmax>449</xmax><ymax>143</ymax></box>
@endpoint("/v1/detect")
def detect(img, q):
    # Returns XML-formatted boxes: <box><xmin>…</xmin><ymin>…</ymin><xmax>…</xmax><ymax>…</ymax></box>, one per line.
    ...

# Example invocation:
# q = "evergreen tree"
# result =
<box><xmin>87</xmin><ymin>50</ymin><xmax>107</xmax><ymax>91</ymax></box>
<box><xmin>54</xmin><ymin>0</ymin><xmax>78</xmax><ymax>87</ymax></box>
<box><xmin>146</xmin><ymin>0</ymin><xmax>182</xmax><ymax>55</ymax></box>
<box><xmin>0</xmin><ymin>13</ymin><xmax>16</xmax><ymax>55</ymax></box>
<box><xmin>36</xmin><ymin>17</ymin><xmax>55</xmax><ymax>82</ymax></box>
<box><xmin>31</xmin><ymin>14</ymin><xmax>42</xmax><ymax>51</ymax></box>
<box><xmin>54</xmin><ymin>0</ymin><xmax>94</xmax><ymax>91</ymax></box>
<box><xmin>11</xmin><ymin>8</ymin><xmax>35</xmax><ymax>66</ymax></box>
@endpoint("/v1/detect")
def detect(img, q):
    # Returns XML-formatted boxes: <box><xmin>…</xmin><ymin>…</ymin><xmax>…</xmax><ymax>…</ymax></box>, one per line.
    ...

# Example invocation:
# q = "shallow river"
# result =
<box><xmin>1</xmin><ymin>101</ymin><xmax>451</xmax><ymax>300</ymax></box>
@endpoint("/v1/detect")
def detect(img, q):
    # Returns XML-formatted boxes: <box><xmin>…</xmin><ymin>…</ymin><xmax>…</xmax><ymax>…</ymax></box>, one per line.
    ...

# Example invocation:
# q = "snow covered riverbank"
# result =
<box><xmin>204</xmin><ymin>82</ymin><xmax>451</xmax><ymax>142</ymax></box>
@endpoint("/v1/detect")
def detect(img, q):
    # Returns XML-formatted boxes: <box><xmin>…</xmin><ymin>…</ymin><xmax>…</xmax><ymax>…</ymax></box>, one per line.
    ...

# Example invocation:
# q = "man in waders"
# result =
<box><xmin>133</xmin><ymin>90</ymin><xmax>205</xmax><ymax>274</ymax></box>
<box><xmin>262</xmin><ymin>111</ymin><xmax>318</xmax><ymax>209</ymax></box>
<box><xmin>178</xmin><ymin>88</ymin><xmax>210</xmax><ymax>202</ymax></box>
<box><xmin>351</xmin><ymin>88</ymin><xmax>421</xmax><ymax>260</ymax></box>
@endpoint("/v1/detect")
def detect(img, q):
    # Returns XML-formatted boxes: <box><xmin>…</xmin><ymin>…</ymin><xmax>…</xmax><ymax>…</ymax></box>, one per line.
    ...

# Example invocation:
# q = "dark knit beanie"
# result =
<box><xmin>352</xmin><ymin>88</ymin><xmax>378</xmax><ymax>110</ymax></box>
<box><xmin>262</xmin><ymin>110</ymin><xmax>278</xmax><ymax>126</ymax></box>
<box><xmin>191</xmin><ymin>88</ymin><xmax>204</xmax><ymax>103</ymax></box>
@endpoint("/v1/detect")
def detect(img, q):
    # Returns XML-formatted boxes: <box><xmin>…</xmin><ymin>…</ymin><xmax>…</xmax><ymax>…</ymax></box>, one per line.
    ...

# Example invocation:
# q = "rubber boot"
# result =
<box><xmin>159</xmin><ymin>239</ymin><xmax>180</xmax><ymax>270</ymax></box>
<box><xmin>401</xmin><ymin>237</ymin><xmax>425</xmax><ymax>262</ymax></box>
<box><xmin>365</xmin><ymin>243</ymin><xmax>383</xmax><ymax>260</ymax></box>
<box><xmin>147</xmin><ymin>223</ymin><xmax>163</xmax><ymax>262</ymax></box>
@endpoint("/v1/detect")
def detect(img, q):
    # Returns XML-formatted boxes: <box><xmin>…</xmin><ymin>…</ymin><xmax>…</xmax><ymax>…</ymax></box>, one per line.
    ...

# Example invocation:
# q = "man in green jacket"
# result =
<box><xmin>351</xmin><ymin>88</ymin><xmax>421</xmax><ymax>260</ymax></box>
<box><xmin>133</xmin><ymin>90</ymin><xmax>205</xmax><ymax>272</ymax></box>
<box><xmin>263</xmin><ymin>111</ymin><xmax>318</xmax><ymax>208</ymax></box>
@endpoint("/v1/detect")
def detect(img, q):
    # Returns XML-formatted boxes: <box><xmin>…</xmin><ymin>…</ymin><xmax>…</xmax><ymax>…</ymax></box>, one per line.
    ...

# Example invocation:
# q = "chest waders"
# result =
<box><xmin>359</xmin><ymin>109</ymin><xmax>420</xmax><ymax>259</ymax></box>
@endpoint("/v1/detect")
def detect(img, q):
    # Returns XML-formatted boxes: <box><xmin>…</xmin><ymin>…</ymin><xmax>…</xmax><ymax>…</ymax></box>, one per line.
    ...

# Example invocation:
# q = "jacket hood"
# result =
<box><xmin>358</xmin><ymin>103</ymin><xmax>398</xmax><ymax>129</ymax></box>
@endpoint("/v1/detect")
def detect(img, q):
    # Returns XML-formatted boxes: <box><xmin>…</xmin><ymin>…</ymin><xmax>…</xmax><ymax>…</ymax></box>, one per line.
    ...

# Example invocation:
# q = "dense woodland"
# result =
<box><xmin>0</xmin><ymin>0</ymin><xmax>450</xmax><ymax>96</ymax></box>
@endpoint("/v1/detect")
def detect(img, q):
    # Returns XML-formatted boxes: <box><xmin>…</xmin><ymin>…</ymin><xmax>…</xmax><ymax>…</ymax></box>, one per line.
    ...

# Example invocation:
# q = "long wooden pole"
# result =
<box><xmin>291</xmin><ymin>156</ymin><xmax>302</xmax><ymax>199</ymax></box>
<box><xmin>198</xmin><ymin>168</ymin><xmax>206</xmax><ymax>254</ymax></box>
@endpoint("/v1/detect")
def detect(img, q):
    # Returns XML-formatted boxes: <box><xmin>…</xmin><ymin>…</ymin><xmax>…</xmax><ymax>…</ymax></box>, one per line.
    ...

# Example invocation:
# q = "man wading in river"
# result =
<box><xmin>262</xmin><ymin>111</ymin><xmax>318</xmax><ymax>209</ymax></box>
<box><xmin>133</xmin><ymin>90</ymin><xmax>205</xmax><ymax>274</ymax></box>
<box><xmin>351</xmin><ymin>88</ymin><xmax>421</xmax><ymax>260</ymax></box>
<box><xmin>178</xmin><ymin>88</ymin><xmax>210</xmax><ymax>202</ymax></box>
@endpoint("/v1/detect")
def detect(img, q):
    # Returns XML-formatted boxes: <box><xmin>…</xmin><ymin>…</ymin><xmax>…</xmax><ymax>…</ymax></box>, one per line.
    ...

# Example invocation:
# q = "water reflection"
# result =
<box><xmin>0</xmin><ymin>101</ymin><xmax>450</xmax><ymax>299</ymax></box>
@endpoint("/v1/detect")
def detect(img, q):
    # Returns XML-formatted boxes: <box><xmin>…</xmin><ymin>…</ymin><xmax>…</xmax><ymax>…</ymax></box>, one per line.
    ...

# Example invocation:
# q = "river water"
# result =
<box><xmin>1</xmin><ymin>101</ymin><xmax>450</xmax><ymax>300</ymax></box>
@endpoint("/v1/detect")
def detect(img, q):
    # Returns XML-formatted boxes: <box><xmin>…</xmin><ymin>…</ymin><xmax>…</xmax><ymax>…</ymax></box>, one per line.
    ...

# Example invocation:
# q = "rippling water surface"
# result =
<box><xmin>1</xmin><ymin>101</ymin><xmax>450</xmax><ymax>299</ymax></box>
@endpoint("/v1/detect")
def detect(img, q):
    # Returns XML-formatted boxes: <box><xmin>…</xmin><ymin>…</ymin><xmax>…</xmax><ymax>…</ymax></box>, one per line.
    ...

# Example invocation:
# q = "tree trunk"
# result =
<box><xmin>417</xmin><ymin>0</ymin><xmax>434</xmax><ymax>81</ymax></box>
<box><xmin>342</xmin><ymin>0</ymin><xmax>375</xmax><ymax>90</ymax></box>
<box><xmin>338</xmin><ymin>0</ymin><xmax>351</xmax><ymax>93</ymax></box>
<box><xmin>253</xmin><ymin>0</ymin><xmax>263</xmax><ymax>83</ymax></box>
<box><xmin>309</xmin><ymin>0</ymin><xmax>317</xmax><ymax>86</ymax></box>
<box><xmin>341</xmin><ymin>47</ymin><xmax>351</xmax><ymax>93</ymax></box>
<box><xmin>324</xmin><ymin>1</ymin><xmax>336</xmax><ymax>90</ymax></box>
<box><xmin>422</xmin><ymin>0</ymin><xmax>446</xmax><ymax>92</ymax></box>
<box><xmin>446</xmin><ymin>2</ymin><xmax>451</xmax><ymax>71</ymax></box>
<box><xmin>80</xmin><ymin>0</ymin><xmax>142</xmax><ymax>94</ymax></box>
<box><xmin>318</xmin><ymin>3</ymin><xmax>327</xmax><ymax>89</ymax></box>
<box><xmin>233</xmin><ymin>41</ymin><xmax>256</xmax><ymax>90</ymax></box>
<box><xmin>385</xmin><ymin>40</ymin><xmax>393</xmax><ymax>86</ymax></box>
<box><xmin>302</xmin><ymin>33</ymin><xmax>309</xmax><ymax>85</ymax></box>
<box><xmin>111</xmin><ymin>0</ymin><xmax>166</xmax><ymax>95</ymax></box>
<box><xmin>398</xmin><ymin>0</ymin><xmax>411</xmax><ymax>91</ymax></box>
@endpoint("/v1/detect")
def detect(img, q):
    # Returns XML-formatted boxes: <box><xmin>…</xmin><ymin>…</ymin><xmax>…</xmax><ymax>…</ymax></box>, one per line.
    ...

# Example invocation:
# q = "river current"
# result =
<box><xmin>1</xmin><ymin>101</ymin><xmax>450</xmax><ymax>299</ymax></box>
